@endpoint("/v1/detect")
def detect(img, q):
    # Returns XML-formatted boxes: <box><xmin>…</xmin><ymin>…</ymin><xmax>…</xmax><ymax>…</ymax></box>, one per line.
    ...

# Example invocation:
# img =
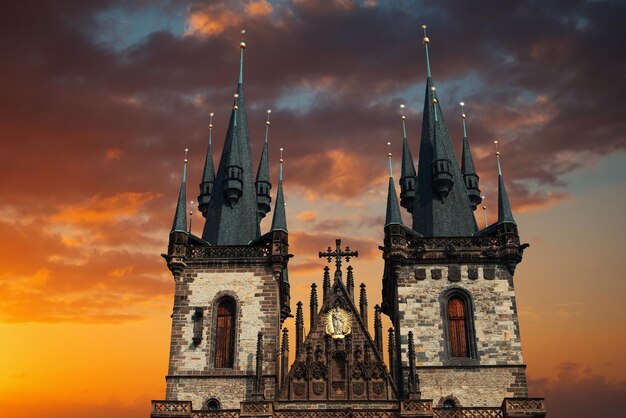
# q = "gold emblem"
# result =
<box><xmin>325</xmin><ymin>307</ymin><xmax>352</xmax><ymax>339</ymax></box>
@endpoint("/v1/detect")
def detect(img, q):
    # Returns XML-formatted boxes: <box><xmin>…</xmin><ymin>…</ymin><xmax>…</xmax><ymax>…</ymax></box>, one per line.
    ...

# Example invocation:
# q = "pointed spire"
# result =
<box><xmin>459</xmin><ymin>102</ymin><xmax>482</xmax><ymax>210</ymax></box>
<box><xmin>359</xmin><ymin>283</ymin><xmax>368</xmax><ymax>328</ymax></box>
<box><xmin>374</xmin><ymin>304</ymin><xmax>383</xmax><ymax>354</ymax></box>
<box><xmin>388</xmin><ymin>327</ymin><xmax>396</xmax><ymax>388</ymax></box>
<box><xmin>198</xmin><ymin>113</ymin><xmax>215</xmax><ymax>217</ymax></box>
<box><xmin>295</xmin><ymin>301</ymin><xmax>304</xmax><ymax>355</ymax></box>
<box><xmin>482</xmin><ymin>196</ymin><xmax>488</xmax><ymax>228</ymax></box>
<box><xmin>201</xmin><ymin>31</ymin><xmax>259</xmax><ymax>245</ymax></box>
<box><xmin>399</xmin><ymin>104</ymin><xmax>417</xmax><ymax>212</ymax></box>
<box><xmin>171</xmin><ymin>149</ymin><xmax>188</xmax><ymax>233</ymax></box>
<box><xmin>422</xmin><ymin>25</ymin><xmax>432</xmax><ymax>78</ymax></box>
<box><xmin>256</xmin><ymin>109</ymin><xmax>272</xmax><ymax>219</ymax></box>
<box><xmin>411</xmin><ymin>31</ymin><xmax>478</xmax><ymax>236</ymax></box>
<box><xmin>407</xmin><ymin>331</ymin><xmax>421</xmax><ymax>399</ymax></box>
<box><xmin>322</xmin><ymin>266</ymin><xmax>331</xmax><ymax>301</ymax></box>
<box><xmin>495</xmin><ymin>141</ymin><xmax>516</xmax><ymax>224</ymax></box>
<box><xmin>280</xmin><ymin>328</ymin><xmax>289</xmax><ymax>389</ymax></box>
<box><xmin>386</xmin><ymin>144</ymin><xmax>403</xmax><ymax>227</ymax></box>
<box><xmin>346</xmin><ymin>265</ymin><xmax>355</xmax><ymax>301</ymax></box>
<box><xmin>309</xmin><ymin>283</ymin><xmax>318</xmax><ymax>330</ymax></box>
<box><xmin>188</xmin><ymin>200</ymin><xmax>193</xmax><ymax>234</ymax></box>
<box><xmin>239</xmin><ymin>29</ymin><xmax>246</xmax><ymax>84</ymax></box>
<box><xmin>252</xmin><ymin>331</ymin><xmax>265</xmax><ymax>401</ymax></box>
<box><xmin>271</xmin><ymin>148</ymin><xmax>288</xmax><ymax>232</ymax></box>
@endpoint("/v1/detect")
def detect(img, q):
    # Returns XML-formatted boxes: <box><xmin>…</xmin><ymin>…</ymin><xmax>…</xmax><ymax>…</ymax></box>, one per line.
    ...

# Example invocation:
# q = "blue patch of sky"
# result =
<box><xmin>93</xmin><ymin>2</ymin><xmax>187</xmax><ymax>52</ymax></box>
<box><xmin>561</xmin><ymin>151</ymin><xmax>626</xmax><ymax>195</ymax></box>
<box><xmin>275</xmin><ymin>88</ymin><xmax>319</xmax><ymax>115</ymax></box>
<box><xmin>375</xmin><ymin>72</ymin><xmax>485</xmax><ymax>114</ymax></box>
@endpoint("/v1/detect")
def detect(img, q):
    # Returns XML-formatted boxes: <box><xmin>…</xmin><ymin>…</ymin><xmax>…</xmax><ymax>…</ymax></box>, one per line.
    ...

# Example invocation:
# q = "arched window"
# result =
<box><xmin>442</xmin><ymin>288</ymin><xmax>477</xmax><ymax>362</ymax></box>
<box><xmin>443</xmin><ymin>399</ymin><xmax>456</xmax><ymax>409</ymax></box>
<box><xmin>448</xmin><ymin>296</ymin><xmax>468</xmax><ymax>357</ymax></box>
<box><xmin>204</xmin><ymin>398</ymin><xmax>220</xmax><ymax>410</ymax></box>
<box><xmin>214</xmin><ymin>298</ymin><xmax>236</xmax><ymax>368</ymax></box>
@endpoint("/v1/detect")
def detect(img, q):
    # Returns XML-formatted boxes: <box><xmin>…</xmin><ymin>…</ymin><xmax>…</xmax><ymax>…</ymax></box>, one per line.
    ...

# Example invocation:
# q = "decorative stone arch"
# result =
<box><xmin>439</xmin><ymin>286</ymin><xmax>479</xmax><ymax>364</ymax></box>
<box><xmin>437</xmin><ymin>394</ymin><xmax>462</xmax><ymax>408</ymax></box>
<box><xmin>210</xmin><ymin>291</ymin><xmax>241</xmax><ymax>369</ymax></box>
<box><xmin>203</xmin><ymin>397</ymin><xmax>221</xmax><ymax>410</ymax></box>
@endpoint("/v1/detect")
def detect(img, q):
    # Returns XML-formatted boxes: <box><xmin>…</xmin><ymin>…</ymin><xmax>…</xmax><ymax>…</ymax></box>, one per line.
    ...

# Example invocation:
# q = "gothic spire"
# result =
<box><xmin>198</xmin><ymin>113</ymin><xmax>215</xmax><ymax>217</ymax></box>
<box><xmin>171</xmin><ymin>149</ymin><xmax>188</xmax><ymax>234</ymax></box>
<box><xmin>459</xmin><ymin>102</ymin><xmax>482</xmax><ymax>211</ymax></box>
<box><xmin>201</xmin><ymin>30</ymin><xmax>260</xmax><ymax>245</ymax></box>
<box><xmin>271</xmin><ymin>148</ymin><xmax>288</xmax><ymax>232</ymax></box>
<box><xmin>495</xmin><ymin>141</ymin><xmax>516</xmax><ymax>224</ymax></box>
<box><xmin>399</xmin><ymin>104</ymin><xmax>417</xmax><ymax>212</ymax></box>
<box><xmin>255</xmin><ymin>109</ymin><xmax>272</xmax><ymax>219</ymax></box>
<box><xmin>385</xmin><ymin>144</ymin><xmax>403</xmax><ymax>227</ymax></box>
<box><xmin>412</xmin><ymin>25</ymin><xmax>478</xmax><ymax>237</ymax></box>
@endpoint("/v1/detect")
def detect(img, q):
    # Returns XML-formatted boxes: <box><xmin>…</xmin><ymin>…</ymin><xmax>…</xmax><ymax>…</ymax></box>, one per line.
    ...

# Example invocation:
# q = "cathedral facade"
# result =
<box><xmin>151</xmin><ymin>29</ymin><xmax>546</xmax><ymax>418</ymax></box>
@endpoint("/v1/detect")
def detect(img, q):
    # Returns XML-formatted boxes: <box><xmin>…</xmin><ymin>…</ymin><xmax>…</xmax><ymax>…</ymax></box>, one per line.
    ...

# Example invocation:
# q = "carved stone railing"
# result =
<box><xmin>191</xmin><ymin>411</ymin><xmax>239</xmax><ymax>418</ymax></box>
<box><xmin>190</xmin><ymin>244</ymin><xmax>270</xmax><ymax>260</ymax></box>
<box><xmin>433</xmin><ymin>408</ymin><xmax>503</xmax><ymax>418</ymax></box>
<box><xmin>503</xmin><ymin>398</ymin><xmax>546</xmax><ymax>417</ymax></box>
<box><xmin>152</xmin><ymin>400</ymin><xmax>192</xmax><ymax>415</ymax></box>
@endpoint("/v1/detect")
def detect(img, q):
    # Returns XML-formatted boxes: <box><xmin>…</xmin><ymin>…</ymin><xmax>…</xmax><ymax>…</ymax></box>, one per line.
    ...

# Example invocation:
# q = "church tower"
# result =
<box><xmin>381</xmin><ymin>25</ymin><xmax>534</xmax><ymax>409</ymax></box>
<box><xmin>152</xmin><ymin>28</ymin><xmax>545</xmax><ymax>418</ymax></box>
<box><xmin>160</xmin><ymin>31</ymin><xmax>291</xmax><ymax>411</ymax></box>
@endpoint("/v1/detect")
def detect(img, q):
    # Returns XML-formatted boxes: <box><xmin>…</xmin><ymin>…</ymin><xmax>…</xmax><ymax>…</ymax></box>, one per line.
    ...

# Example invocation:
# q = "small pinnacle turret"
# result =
<box><xmin>171</xmin><ymin>149</ymin><xmax>188</xmax><ymax>234</ymax></box>
<box><xmin>198</xmin><ymin>113</ymin><xmax>215</xmax><ymax>217</ymax></box>
<box><xmin>385</xmin><ymin>145</ymin><xmax>403</xmax><ymax>227</ymax></box>
<box><xmin>495</xmin><ymin>141</ymin><xmax>516</xmax><ymax>225</ymax></box>
<box><xmin>255</xmin><ymin>109</ymin><xmax>272</xmax><ymax>219</ymax></box>
<box><xmin>399</xmin><ymin>104</ymin><xmax>417</xmax><ymax>212</ymax></box>
<box><xmin>459</xmin><ymin>102</ymin><xmax>482</xmax><ymax>210</ymax></box>
<box><xmin>271</xmin><ymin>148</ymin><xmax>287</xmax><ymax>232</ymax></box>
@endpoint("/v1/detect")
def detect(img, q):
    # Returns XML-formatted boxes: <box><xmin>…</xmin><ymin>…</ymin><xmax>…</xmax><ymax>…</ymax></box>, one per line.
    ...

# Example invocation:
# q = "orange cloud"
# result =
<box><xmin>52</xmin><ymin>192</ymin><xmax>161</xmax><ymax>225</ymax></box>
<box><xmin>105</xmin><ymin>147</ymin><xmax>123</xmax><ymax>161</ymax></box>
<box><xmin>296</xmin><ymin>210</ymin><xmax>317</xmax><ymax>221</ymax></box>
<box><xmin>245</xmin><ymin>0</ymin><xmax>272</xmax><ymax>16</ymax></box>
<box><xmin>186</xmin><ymin>6</ymin><xmax>242</xmax><ymax>37</ymax></box>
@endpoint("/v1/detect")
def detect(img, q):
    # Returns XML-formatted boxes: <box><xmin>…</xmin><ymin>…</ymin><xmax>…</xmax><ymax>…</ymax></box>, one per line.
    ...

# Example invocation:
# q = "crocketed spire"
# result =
<box><xmin>171</xmin><ymin>150</ymin><xmax>188</xmax><ymax>234</ymax></box>
<box><xmin>459</xmin><ymin>102</ymin><xmax>482</xmax><ymax>211</ymax></box>
<box><xmin>271</xmin><ymin>148</ymin><xmax>287</xmax><ymax>232</ymax></box>
<box><xmin>399</xmin><ymin>104</ymin><xmax>417</xmax><ymax>213</ymax></box>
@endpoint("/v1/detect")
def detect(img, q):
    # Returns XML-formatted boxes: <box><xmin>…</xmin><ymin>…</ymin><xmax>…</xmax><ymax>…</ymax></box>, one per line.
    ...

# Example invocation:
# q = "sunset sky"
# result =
<box><xmin>0</xmin><ymin>1</ymin><xmax>625</xmax><ymax>417</ymax></box>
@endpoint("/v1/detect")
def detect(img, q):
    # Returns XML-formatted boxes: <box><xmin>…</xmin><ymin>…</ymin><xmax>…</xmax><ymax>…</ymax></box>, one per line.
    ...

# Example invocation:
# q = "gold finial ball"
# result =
<box><xmin>461</xmin><ymin>113</ymin><xmax>466</xmax><ymax>119</ymax></box>
<box><xmin>266</xmin><ymin>120</ymin><xmax>270</xmax><ymax>126</ymax></box>
<box><xmin>241</xmin><ymin>29</ymin><xmax>246</xmax><ymax>35</ymax></box>
<box><xmin>267</xmin><ymin>109</ymin><xmax>272</xmax><ymax>114</ymax></box>
<box><xmin>210</xmin><ymin>112</ymin><xmax>214</xmax><ymax>117</ymax></box>
<box><xmin>280</xmin><ymin>147</ymin><xmax>284</xmax><ymax>152</ymax></box>
<box><xmin>240</xmin><ymin>41</ymin><xmax>246</xmax><ymax>49</ymax></box>
<box><xmin>400</xmin><ymin>104</ymin><xmax>405</xmax><ymax>109</ymax></box>
<box><xmin>423</xmin><ymin>36</ymin><xmax>430</xmax><ymax>45</ymax></box>
<box><xmin>422</xmin><ymin>24</ymin><xmax>427</xmax><ymax>30</ymax></box>
<box><xmin>387</xmin><ymin>141</ymin><xmax>391</xmax><ymax>146</ymax></box>
<box><xmin>402</xmin><ymin>115</ymin><xmax>406</xmax><ymax>120</ymax></box>
<box><xmin>494</xmin><ymin>140</ymin><xmax>498</xmax><ymax>144</ymax></box>
<box><xmin>496</xmin><ymin>151</ymin><xmax>500</xmax><ymax>156</ymax></box>
<box><xmin>388</xmin><ymin>152</ymin><xmax>392</xmax><ymax>157</ymax></box>
<box><xmin>234</xmin><ymin>93</ymin><xmax>239</xmax><ymax>98</ymax></box>
<box><xmin>185</xmin><ymin>148</ymin><xmax>189</xmax><ymax>152</ymax></box>
<box><xmin>483</xmin><ymin>205</ymin><xmax>487</xmax><ymax>209</ymax></box>
<box><xmin>209</xmin><ymin>123</ymin><xmax>213</xmax><ymax>128</ymax></box>
<box><xmin>431</xmin><ymin>86</ymin><xmax>436</xmax><ymax>92</ymax></box>
<box><xmin>433</xmin><ymin>98</ymin><xmax>438</xmax><ymax>104</ymax></box>
<box><xmin>234</xmin><ymin>105</ymin><xmax>238</xmax><ymax>110</ymax></box>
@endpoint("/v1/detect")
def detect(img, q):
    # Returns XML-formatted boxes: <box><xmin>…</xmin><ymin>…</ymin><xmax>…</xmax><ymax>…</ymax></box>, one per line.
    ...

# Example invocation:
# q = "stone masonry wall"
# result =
<box><xmin>416</xmin><ymin>366</ymin><xmax>528</xmax><ymax>407</ymax></box>
<box><xmin>165</xmin><ymin>262</ymin><xmax>280</xmax><ymax>408</ymax></box>
<box><xmin>396</xmin><ymin>263</ymin><xmax>524</xmax><ymax>367</ymax></box>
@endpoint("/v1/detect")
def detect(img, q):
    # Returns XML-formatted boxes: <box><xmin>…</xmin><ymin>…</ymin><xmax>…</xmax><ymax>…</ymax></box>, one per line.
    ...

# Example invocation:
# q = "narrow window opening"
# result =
<box><xmin>448</xmin><ymin>296</ymin><xmax>469</xmax><ymax>357</ymax></box>
<box><xmin>214</xmin><ymin>298</ymin><xmax>236</xmax><ymax>368</ymax></box>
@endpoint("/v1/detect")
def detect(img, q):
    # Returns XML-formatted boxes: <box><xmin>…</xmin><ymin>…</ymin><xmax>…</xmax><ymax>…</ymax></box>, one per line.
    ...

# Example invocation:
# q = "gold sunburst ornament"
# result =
<box><xmin>325</xmin><ymin>307</ymin><xmax>352</xmax><ymax>339</ymax></box>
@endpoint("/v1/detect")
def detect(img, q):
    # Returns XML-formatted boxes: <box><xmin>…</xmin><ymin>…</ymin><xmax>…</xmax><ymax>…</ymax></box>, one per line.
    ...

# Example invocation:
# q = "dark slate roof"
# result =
<box><xmin>201</xmin><ymin>81</ymin><xmax>261</xmax><ymax>244</ymax></box>
<box><xmin>497</xmin><ymin>156</ymin><xmax>516</xmax><ymax>225</ymax></box>
<box><xmin>271</xmin><ymin>163</ymin><xmax>287</xmax><ymax>232</ymax></box>
<box><xmin>171</xmin><ymin>158</ymin><xmax>188</xmax><ymax>233</ymax></box>
<box><xmin>385</xmin><ymin>177</ymin><xmax>403</xmax><ymax>226</ymax></box>
<box><xmin>411</xmin><ymin>78</ymin><xmax>478</xmax><ymax>236</ymax></box>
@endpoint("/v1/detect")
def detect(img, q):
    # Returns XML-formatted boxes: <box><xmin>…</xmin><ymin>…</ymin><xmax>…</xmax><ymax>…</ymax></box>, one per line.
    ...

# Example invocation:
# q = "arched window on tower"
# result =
<box><xmin>442</xmin><ymin>289</ymin><xmax>477</xmax><ymax>362</ymax></box>
<box><xmin>214</xmin><ymin>298</ymin><xmax>236</xmax><ymax>368</ymax></box>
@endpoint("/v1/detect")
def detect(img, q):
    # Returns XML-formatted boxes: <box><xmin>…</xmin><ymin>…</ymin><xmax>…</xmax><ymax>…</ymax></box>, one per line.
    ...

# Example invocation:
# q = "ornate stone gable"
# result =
<box><xmin>281</xmin><ymin>267</ymin><xmax>396</xmax><ymax>402</ymax></box>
